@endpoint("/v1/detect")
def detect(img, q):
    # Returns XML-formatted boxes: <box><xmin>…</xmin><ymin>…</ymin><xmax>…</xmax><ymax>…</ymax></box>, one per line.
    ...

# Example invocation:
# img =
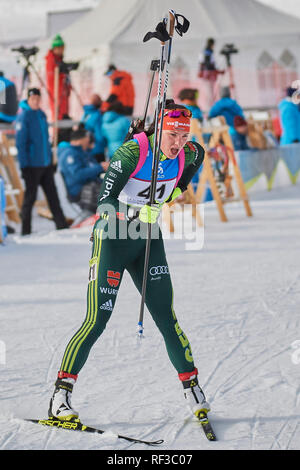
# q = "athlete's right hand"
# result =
<box><xmin>139</xmin><ymin>204</ymin><xmax>161</xmax><ymax>224</ymax></box>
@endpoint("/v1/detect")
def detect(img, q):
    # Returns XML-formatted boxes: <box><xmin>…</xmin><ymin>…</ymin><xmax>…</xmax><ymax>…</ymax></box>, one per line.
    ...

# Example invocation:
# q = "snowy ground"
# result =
<box><xmin>0</xmin><ymin>185</ymin><xmax>300</xmax><ymax>451</ymax></box>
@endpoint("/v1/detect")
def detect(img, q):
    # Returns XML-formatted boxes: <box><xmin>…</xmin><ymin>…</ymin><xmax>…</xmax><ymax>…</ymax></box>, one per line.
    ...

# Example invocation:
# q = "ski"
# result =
<box><xmin>24</xmin><ymin>417</ymin><xmax>164</xmax><ymax>446</ymax></box>
<box><xmin>197</xmin><ymin>412</ymin><xmax>217</xmax><ymax>441</ymax></box>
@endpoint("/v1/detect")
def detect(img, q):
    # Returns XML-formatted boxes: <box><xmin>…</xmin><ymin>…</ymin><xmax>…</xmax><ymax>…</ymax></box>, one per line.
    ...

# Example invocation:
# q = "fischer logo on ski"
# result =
<box><xmin>24</xmin><ymin>418</ymin><xmax>164</xmax><ymax>446</ymax></box>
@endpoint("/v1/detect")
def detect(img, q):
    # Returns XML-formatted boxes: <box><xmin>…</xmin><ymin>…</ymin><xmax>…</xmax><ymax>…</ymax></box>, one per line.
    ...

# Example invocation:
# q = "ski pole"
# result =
<box><xmin>126</xmin><ymin>17</ymin><xmax>171</xmax><ymax>144</ymax></box>
<box><xmin>124</xmin><ymin>59</ymin><xmax>160</xmax><ymax>142</ymax></box>
<box><xmin>137</xmin><ymin>11</ymin><xmax>175</xmax><ymax>338</ymax></box>
<box><xmin>142</xmin><ymin>59</ymin><xmax>161</xmax><ymax>126</ymax></box>
<box><xmin>151</xmin><ymin>10</ymin><xmax>176</xmax><ymax>198</ymax></box>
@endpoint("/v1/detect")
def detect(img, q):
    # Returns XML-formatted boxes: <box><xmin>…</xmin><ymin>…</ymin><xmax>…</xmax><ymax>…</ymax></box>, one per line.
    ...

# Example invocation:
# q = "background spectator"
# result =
<box><xmin>229</xmin><ymin>116</ymin><xmax>251</xmax><ymax>150</ymax></box>
<box><xmin>208</xmin><ymin>86</ymin><xmax>244</xmax><ymax>129</ymax></box>
<box><xmin>45</xmin><ymin>34</ymin><xmax>71</xmax><ymax>122</ymax></box>
<box><xmin>57</xmin><ymin>127</ymin><xmax>109</xmax><ymax>216</ymax></box>
<box><xmin>102</xmin><ymin>64</ymin><xmax>135</xmax><ymax>116</ymax></box>
<box><xmin>278</xmin><ymin>87</ymin><xmax>300</xmax><ymax>145</ymax></box>
<box><xmin>199</xmin><ymin>38</ymin><xmax>218</xmax><ymax>79</ymax></box>
<box><xmin>15</xmin><ymin>88</ymin><xmax>68</xmax><ymax>235</ymax></box>
<box><xmin>0</xmin><ymin>71</ymin><xmax>18</xmax><ymax>123</ymax></box>
<box><xmin>178</xmin><ymin>88</ymin><xmax>203</xmax><ymax>123</ymax></box>
<box><xmin>81</xmin><ymin>93</ymin><xmax>105</xmax><ymax>162</ymax></box>
<box><xmin>102</xmin><ymin>101</ymin><xmax>131</xmax><ymax>159</ymax></box>
<box><xmin>198</xmin><ymin>38</ymin><xmax>224</xmax><ymax>109</ymax></box>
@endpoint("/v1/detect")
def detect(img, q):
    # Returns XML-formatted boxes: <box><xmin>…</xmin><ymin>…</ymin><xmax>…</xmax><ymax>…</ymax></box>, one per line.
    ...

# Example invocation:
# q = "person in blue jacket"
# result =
<box><xmin>102</xmin><ymin>101</ymin><xmax>131</xmax><ymax>159</ymax></box>
<box><xmin>80</xmin><ymin>94</ymin><xmax>105</xmax><ymax>162</ymax></box>
<box><xmin>278</xmin><ymin>87</ymin><xmax>300</xmax><ymax>145</ymax></box>
<box><xmin>208</xmin><ymin>86</ymin><xmax>244</xmax><ymax>128</ymax></box>
<box><xmin>0</xmin><ymin>71</ymin><xmax>18</xmax><ymax>123</ymax></box>
<box><xmin>177</xmin><ymin>88</ymin><xmax>204</xmax><ymax>193</ymax></box>
<box><xmin>58</xmin><ymin>127</ymin><xmax>109</xmax><ymax>214</ymax></box>
<box><xmin>178</xmin><ymin>88</ymin><xmax>203</xmax><ymax>123</ymax></box>
<box><xmin>229</xmin><ymin>115</ymin><xmax>251</xmax><ymax>151</ymax></box>
<box><xmin>15</xmin><ymin>88</ymin><xmax>68</xmax><ymax>235</ymax></box>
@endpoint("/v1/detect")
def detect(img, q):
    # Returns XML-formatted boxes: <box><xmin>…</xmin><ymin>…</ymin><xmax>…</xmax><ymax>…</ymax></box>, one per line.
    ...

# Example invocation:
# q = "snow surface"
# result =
<box><xmin>0</xmin><ymin>185</ymin><xmax>300</xmax><ymax>450</ymax></box>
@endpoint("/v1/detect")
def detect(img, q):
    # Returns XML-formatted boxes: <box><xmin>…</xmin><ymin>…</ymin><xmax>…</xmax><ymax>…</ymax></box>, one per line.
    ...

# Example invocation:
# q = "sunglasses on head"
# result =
<box><xmin>163</xmin><ymin>108</ymin><xmax>192</xmax><ymax>118</ymax></box>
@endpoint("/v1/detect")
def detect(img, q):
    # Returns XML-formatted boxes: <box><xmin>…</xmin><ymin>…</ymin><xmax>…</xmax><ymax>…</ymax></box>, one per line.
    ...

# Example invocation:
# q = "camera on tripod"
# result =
<box><xmin>11</xmin><ymin>46</ymin><xmax>39</xmax><ymax>60</ymax></box>
<box><xmin>59</xmin><ymin>61</ymin><xmax>80</xmax><ymax>74</ymax></box>
<box><xmin>220</xmin><ymin>44</ymin><xmax>239</xmax><ymax>66</ymax></box>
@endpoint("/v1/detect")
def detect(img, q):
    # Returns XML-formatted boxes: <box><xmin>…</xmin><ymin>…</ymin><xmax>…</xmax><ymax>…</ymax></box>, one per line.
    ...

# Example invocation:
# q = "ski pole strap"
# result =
<box><xmin>142</xmin><ymin>12</ymin><xmax>190</xmax><ymax>42</ymax></box>
<box><xmin>174</xmin><ymin>13</ymin><xmax>190</xmax><ymax>36</ymax></box>
<box><xmin>143</xmin><ymin>19</ymin><xmax>170</xmax><ymax>43</ymax></box>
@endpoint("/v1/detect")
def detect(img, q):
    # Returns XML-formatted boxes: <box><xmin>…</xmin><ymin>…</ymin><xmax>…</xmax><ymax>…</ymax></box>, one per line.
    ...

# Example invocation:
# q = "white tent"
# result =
<box><xmin>258</xmin><ymin>0</ymin><xmax>300</xmax><ymax>18</ymax></box>
<box><xmin>36</xmin><ymin>0</ymin><xmax>300</xmax><ymax>114</ymax></box>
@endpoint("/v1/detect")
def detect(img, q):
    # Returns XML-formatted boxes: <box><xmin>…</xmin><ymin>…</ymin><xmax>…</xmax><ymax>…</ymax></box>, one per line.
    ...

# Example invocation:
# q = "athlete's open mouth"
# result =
<box><xmin>170</xmin><ymin>147</ymin><xmax>179</xmax><ymax>157</ymax></box>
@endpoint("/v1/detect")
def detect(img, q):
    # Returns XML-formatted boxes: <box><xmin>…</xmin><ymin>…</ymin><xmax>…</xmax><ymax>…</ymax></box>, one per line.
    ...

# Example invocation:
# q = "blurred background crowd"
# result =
<box><xmin>1</xmin><ymin>0</ymin><xmax>300</xmax><ymax>238</ymax></box>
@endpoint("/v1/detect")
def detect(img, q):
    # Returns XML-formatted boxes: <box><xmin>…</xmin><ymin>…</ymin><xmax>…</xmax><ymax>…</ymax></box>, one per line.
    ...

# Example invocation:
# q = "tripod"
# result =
<box><xmin>220</xmin><ymin>44</ymin><xmax>239</xmax><ymax>99</ymax></box>
<box><xmin>12</xmin><ymin>48</ymin><xmax>52</xmax><ymax>102</ymax></box>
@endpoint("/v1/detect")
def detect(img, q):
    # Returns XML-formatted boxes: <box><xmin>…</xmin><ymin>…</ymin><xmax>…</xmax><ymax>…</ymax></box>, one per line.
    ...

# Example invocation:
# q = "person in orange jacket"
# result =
<box><xmin>102</xmin><ymin>64</ymin><xmax>135</xmax><ymax>116</ymax></box>
<box><xmin>45</xmin><ymin>35</ymin><xmax>71</xmax><ymax>121</ymax></box>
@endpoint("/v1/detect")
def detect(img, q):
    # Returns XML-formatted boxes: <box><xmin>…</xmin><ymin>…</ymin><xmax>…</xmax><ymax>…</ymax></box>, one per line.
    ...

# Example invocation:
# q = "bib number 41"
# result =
<box><xmin>137</xmin><ymin>183</ymin><xmax>166</xmax><ymax>201</ymax></box>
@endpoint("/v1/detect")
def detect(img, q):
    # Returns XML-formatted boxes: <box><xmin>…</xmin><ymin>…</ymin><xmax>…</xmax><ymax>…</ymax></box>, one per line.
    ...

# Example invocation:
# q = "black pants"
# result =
<box><xmin>21</xmin><ymin>166</ymin><xmax>68</xmax><ymax>235</ymax></box>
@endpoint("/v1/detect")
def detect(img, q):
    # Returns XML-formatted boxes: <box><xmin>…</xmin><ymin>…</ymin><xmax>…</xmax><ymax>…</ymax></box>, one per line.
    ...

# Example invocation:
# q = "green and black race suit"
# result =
<box><xmin>59</xmin><ymin>135</ymin><xmax>204</xmax><ymax>377</ymax></box>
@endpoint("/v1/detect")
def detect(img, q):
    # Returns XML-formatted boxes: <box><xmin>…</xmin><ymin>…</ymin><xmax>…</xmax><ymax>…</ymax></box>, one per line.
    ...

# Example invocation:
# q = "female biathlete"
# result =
<box><xmin>48</xmin><ymin>101</ymin><xmax>210</xmax><ymax>421</ymax></box>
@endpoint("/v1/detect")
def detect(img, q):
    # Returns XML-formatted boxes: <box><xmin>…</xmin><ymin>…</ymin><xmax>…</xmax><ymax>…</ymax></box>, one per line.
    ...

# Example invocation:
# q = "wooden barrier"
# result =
<box><xmin>190</xmin><ymin>117</ymin><xmax>253</xmax><ymax>222</ymax></box>
<box><xmin>244</xmin><ymin>110</ymin><xmax>277</xmax><ymax>149</ymax></box>
<box><xmin>190</xmin><ymin>119</ymin><xmax>228</xmax><ymax>222</ymax></box>
<box><xmin>0</xmin><ymin>133</ymin><xmax>23</xmax><ymax>224</ymax></box>
<box><xmin>244</xmin><ymin>110</ymin><xmax>274</xmax><ymax>133</ymax></box>
<box><xmin>162</xmin><ymin>182</ymin><xmax>203</xmax><ymax>233</ymax></box>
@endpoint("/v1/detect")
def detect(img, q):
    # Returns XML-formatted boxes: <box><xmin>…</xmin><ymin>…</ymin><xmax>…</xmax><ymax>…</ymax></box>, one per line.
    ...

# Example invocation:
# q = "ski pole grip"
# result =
<box><xmin>160</xmin><ymin>16</ymin><xmax>169</xmax><ymax>45</ymax></box>
<box><xmin>168</xmin><ymin>11</ymin><xmax>175</xmax><ymax>37</ymax></box>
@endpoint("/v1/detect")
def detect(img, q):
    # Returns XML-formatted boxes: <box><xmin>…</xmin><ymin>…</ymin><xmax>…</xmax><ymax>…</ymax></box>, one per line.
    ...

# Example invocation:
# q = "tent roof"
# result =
<box><xmin>43</xmin><ymin>0</ymin><xmax>300</xmax><ymax>58</ymax></box>
<box><xmin>111</xmin><ymin>0</ymin><xmax>300</xmax><ymax>44</ymax></box>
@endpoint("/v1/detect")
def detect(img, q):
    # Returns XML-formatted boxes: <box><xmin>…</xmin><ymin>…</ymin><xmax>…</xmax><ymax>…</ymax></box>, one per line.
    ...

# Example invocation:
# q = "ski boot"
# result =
<box><xmin>48</xmin><ymin>372</ymin><xmax>79</xmax><ymax>421</ymax></box>
<box><xmin>179</xmin><ymin>368</ymin><xmax>210</xmax><ymax>419</ymax></box>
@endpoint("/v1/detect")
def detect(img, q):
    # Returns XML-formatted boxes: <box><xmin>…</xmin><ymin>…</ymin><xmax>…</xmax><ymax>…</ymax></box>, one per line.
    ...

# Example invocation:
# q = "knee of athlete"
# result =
<box><xmin>85</xmin><ymin>315</ymin><xmax>110</xmax><ymax>342</ymax></box>
<box><xmin>151</xmin><ymin>310</ymin><xmax>176</xmax><ymax>335</ymax></box>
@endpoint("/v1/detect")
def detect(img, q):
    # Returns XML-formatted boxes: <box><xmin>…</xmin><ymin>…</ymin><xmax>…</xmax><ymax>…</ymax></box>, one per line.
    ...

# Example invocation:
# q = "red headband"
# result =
<box><xmin>159</xmin><ymin>109</ymin><xmax>191</xmax><ymax>132</ymax></box>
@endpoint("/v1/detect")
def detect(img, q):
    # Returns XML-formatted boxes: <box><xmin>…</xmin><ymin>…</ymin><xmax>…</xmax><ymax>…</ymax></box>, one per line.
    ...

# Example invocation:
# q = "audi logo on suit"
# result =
<box><xmin>149</xmin><ymin>266</ymin><xmax>169</xmax><ymax>276</ymax></box>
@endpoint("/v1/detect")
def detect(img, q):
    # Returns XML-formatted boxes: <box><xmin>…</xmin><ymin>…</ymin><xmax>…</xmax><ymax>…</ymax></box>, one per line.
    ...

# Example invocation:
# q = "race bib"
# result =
<box><xmin>118</xmin><ymin>177</ymin><xmax>176</xmax><ymax>206</ymax></box>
